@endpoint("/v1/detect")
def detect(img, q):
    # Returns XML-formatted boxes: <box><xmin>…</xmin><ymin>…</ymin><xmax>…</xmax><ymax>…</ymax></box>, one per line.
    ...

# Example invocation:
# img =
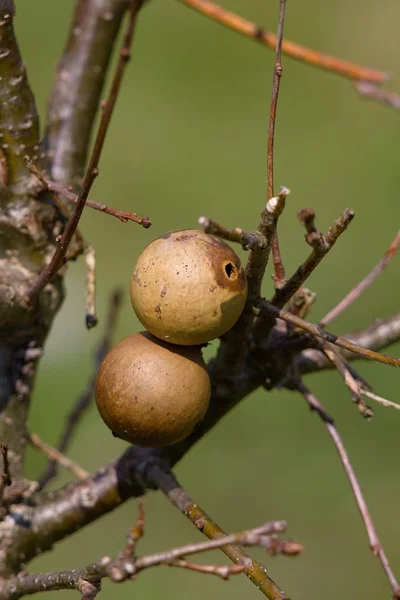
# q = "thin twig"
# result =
<box><xmin>320</xmin><ymin>230</ymin><xmax>400</xmax><ymax>327</ymax></box>
<box><xmin>38</xmin><ymin>289</ymin><xmax>123</xmax><ymax>489</ymax></box>
<box><xmin>321</xmin><ymin>343</ymin><xmax>373</xmax><ymax>420</ymax></box>
<box><xmin>26</xmin><ymin>160</ymin><xmax>151</xmax><ymax>228</ymax></box>
<box><xmin>252</xmin><ymin>208</ymin><xmax>354</xmax><ymax>341</ymax></box>
<box><xmin>275</xmin><ymin>208</ymin><xmax>354</xmax><ymax>309</ymax></box>
<box><xmin>298</xmin><ymin>383</ymin><xmax>400</xmax><ymax>599</ymax></box>
<box><xmin>27</xmin><ymin>1</ymin><xmax>140</xmax><ymax>302</ymax></box>
<box><xmin>356</xmin><ymin>82</ymin><xmax>400</xmax><ymax>111</ymax></box>
<box><xmin>167</xmin><ymin>559</ymin><xmax>244</xmax><ymax>579</ymax></box>
<box><xmin>255</xmin><ymin>300</ymin><xmax>400</xmax><ymax>368</ymax></box>
<box><xmin>360</xmin><ymin>389</ymin><xmax>400</xmax><ymax>412</ymax></box>
<box><xmin>0</xmin><ymin>521</ymin><xmax>294</xmax><ymax>600</ymax></box>
<box><xmin>298</xmin><ymin>313</ymin><xmax>400</xmax><ymax>375</ymax></box>
<box><xmin>179</xmin><ymin>0</ymin><xmax>387</xmax><ymax>83</ymax></box>
<box><xmin>198</xmin><ymin>216</ymin><xmax>265</xmax><ymax>250</ymax></box>
<box><xmin>85</xmin><ymin>246</ymin><xmax>98</xmax><ymax>329</ymax></box>
<box><xmin>29</xmin><ymin>433</ymin><xmax>89</xmax><ymax>481</ymax></box>
<box><xmin>146</xmin><ymin>464</ymin><xmax>290</xmax><ymax>600</ymax></box>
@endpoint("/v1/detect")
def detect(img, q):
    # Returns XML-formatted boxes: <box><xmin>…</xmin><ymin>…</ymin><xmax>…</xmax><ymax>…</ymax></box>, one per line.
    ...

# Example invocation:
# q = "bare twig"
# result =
<box><xmin>360</xmin><ymin>389</ymin><xmax>400</xmax><ymax>412</ymax></box>
<box><xmin>145</xmin><ymin>464</ymin><xmax>290</xmax><ymax>600</ymax></box>
<box><xmin>321</xmin><ymin>343</ymin><xmax>373</xmax><ymax>419</ymax></box>
<box><xmin>321</xmin><ymin>230</ymin><xmax>400</xmax><ymax>327</ymax></box>
<box><xmin>38</xmin><ymin>289</ymin><xmax>123</xmax><ymax>489</ymax></box>
<box><xmin>29</xmin><ymin>433</ymin><xmax>89</xmax><ymax>481</ymax></box>
<box><xmin>27</xmin><ymin>1</ymin><xmax>141</xmax><ymax>302</ymax></box>
<box><xmin>124</xmin><ymin>499</ymin><xmax>145</xmax><ymax>557</ymax></box>
<box><xmin>256</xmin><ymin>300</ymin><xmax>400</xmax><ymax>368</ymax></box>
<box><xmin>167</xmin><ymin>559</ymin><xmax>244</xmax><ymax>579</ymax></box>
<box><xmin>198</xmin><ymin>216</ymin><xmax>265</xmax><ymax>250</ymax></box>
<box><xmin>267</xmin><ymin>0</ymin><xmax>287</xmax><ymax>289</ymax></box>
<box><xmin>0</xmin><ymin>444</ymin><xmax>11</xmax><ymax>499</ymax></box>
<box><xmin>275</xmin><ymin>208</ymin><xmax>354</xmax><ymax>309</ymax></box>
<box><xmin>0</xmin><ymin>521</ymin><xmax>293</xmax><ymax>600</ymax></box>
<box><xmin>26</xmin><ymin>160</ymin><xmax>151</xmax><ymax>228</ymax></box>
<box><xmin>179</xmin><ymin>0</ymin><xmax>387</xmax><ymax>83</ymax></box>
<box><xmin>298</xmin><ymin>383</ymin><xmax>400</xmax><ymax>599</ymax></box>
<box><xmin>85</xmin><ymin>246</ymin><xmax>98</xmax><ymax>329</ymax></box>
<box><xmin>252</xmin><ymin>208</ymin><xmax>354</xmax><ymax>341</ymax></box>
<box><xmin>356</xmin><ymin>82</ymin><xmax>400</xmax><ymax>111</ymax></box>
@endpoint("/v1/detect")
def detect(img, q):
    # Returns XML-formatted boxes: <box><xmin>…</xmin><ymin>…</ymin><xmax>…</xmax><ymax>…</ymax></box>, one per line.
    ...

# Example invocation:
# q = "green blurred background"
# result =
<box><xmin>16</xmin><ymin>1</ymin><xmax>400</xmax><ymax>598</ymax></box>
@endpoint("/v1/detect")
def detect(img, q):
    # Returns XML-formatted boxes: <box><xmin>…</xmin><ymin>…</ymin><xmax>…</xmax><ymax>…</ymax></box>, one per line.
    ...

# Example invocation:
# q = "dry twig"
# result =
<box><xmin>179</xmin><ymin>0</ymin><xmax>387</xmax><ymax>83</ymax></box>
<box><xmin>29</xmin><ymin>433</ymin><xmax>89</xmax><ymax>481</ymax></box>
<box><xmin>298</xmin><ymin>383</ymin><xmax>400</xmax><ymax>599</ymax></box>
<box><xmin>27</xmin><ymin>1</ymin><xmax>141</xmax><ymax>302</ymax></box>
<box><xmin>360</xmin><ymin>389</ymin><xmax>400</xmax><ymax>412</ymax></box>
<box><xmin>26</xmin><ymin>160</ymin><xmax>151</xmax><ymax>228</ymax></box>
<box><xmin>256</xmin><ymin>300</ymin><xmax>400</xmax><ymax>368</ymax></box>
<box><xmin>321</xmin><ymin>230</ymin><xmax>400</xmax><ymax>327</ymax></box>
<box><xmin>356</xmin><ymin>82</ymin><xmax>400</xmax><ymax>111</ymax></box>
<box><xmin>145</xmin><ymin>464</ymin><xmax>292</xmax><ymax>600</ymax></box>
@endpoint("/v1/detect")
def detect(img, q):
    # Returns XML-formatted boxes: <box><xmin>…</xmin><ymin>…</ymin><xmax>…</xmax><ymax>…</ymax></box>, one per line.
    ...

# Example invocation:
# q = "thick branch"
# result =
<box><xmin>46</xmin><ymin>0</ymin><xmax>132</xmax><ymax>185</ymax></box>
<box><xmin>0</xmin><ymin>1</ymin><xmax>45</xmax><ymax>191</ymax></box>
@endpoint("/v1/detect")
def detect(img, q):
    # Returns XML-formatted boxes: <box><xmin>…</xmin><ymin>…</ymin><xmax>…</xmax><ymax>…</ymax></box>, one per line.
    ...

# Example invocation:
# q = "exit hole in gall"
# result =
<box><xmin>225</xmin><ymin>262</ymin><xmax>235</xmax><ymax>278</ymax></box>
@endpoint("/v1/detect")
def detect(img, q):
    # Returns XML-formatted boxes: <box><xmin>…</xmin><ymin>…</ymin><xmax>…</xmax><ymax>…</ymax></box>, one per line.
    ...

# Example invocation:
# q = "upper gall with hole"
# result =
<box><xmin>130</xmin><ymin>229</ymin><xmax>248</xmax><ymax>345</ymax></box>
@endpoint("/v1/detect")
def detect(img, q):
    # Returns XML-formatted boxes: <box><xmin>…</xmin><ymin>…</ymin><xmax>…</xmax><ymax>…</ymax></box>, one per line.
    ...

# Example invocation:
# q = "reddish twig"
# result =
<box><xmin>27</xmin><ymin>1</ymin><xmax>141</xmax><ymax>302</ymax></box>
<box><xmin>298</xmin><ymin>383</ymin><xmax>400</xmax><ymax>599</ymax></box>
<box><xmin>321</xmin><ymin>343</ymin><xmax>373</xmax><ymax>419</ymax></box>
<box><xmin>321</xmin><ymin>230</ymin><xmax>400</xmax><ymax>327</ymax></box>
<box><xmin>179</xmin><ymin>0</ymin><xmax>387</xmax><ymax>83</ymax></box>
<box><xmin>360</xmin><ymin>389</ymin><xmax>400</xmax><ymax>412</ymax></box>
<box><xmin>167</xmin><ymin>559</ymin><xmax>244</xmax><ymax>580</ymax></box>
<box><xmin>255</xmin><ymin>300</ymin><xmax>400</xmax><ymax>368</ymax></box>
<box><xmin>0</xmin><ymin>521</ymin><xmax>294</xmax><ymax>599</ymax></box>
<box><xmin>267</xmin><ymin>0</ymin><xmax>287</xmax><ymax>289</ymax></box>
<box><xmin>356</xmin><ymin>82</ymin><xmax>400</xmax><ymax>111</ymax></box>
<box><xmin>124</xmin><ymin>499</ymin><xmax>145</xmax><ymax>558</ymax></box>
<box><xmin>145</xmin><ymin>464</ymin><xmax>290</xmax><ymax>600</ymax></box>
<box><xmin>26</xmin><ymin>160</ymin><xmax>151</xmax><ymax>228</ymax></box>
<box><xmin>274</xmin><ymin>208</ymin><xmax>354</xmax><ymax>309</ymax></box>
<box><xmin>38</xmin><ymin>289</ymin><xmax>123</xmax><ymax>489</ymax></box>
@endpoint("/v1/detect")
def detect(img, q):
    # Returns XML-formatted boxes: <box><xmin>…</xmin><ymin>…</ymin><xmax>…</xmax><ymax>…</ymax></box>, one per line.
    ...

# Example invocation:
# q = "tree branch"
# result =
<box><xmin>298</xmin><ymin>383</ymin><xmax>400</xmax><ymax>599</ymax></box>
<box><xmin>27</xmin><ymin>0</ymin><xmax>142</xmax><ymax>302</ymax></box>
<box><xmin>45</xmin><ymin>0</ymin><xmax>132</xmax><ymax>185</ymax></box>
<box><xmin>26</xmin><ymin>161</ymin><xmax>151</xmax><ymax>228</ymax></box>
<box><xmin>356</xmin><ymin>82</ymin><xmax>400</xmax><ymax>111</ymax></box>
<box><xmin>179</xmin><ymin>0</ymin><xmax>387</xmax><ymax>83</ymax></box>
<box><xmin>256</xmin><ymin>300</ymin><xmax>400</xmax><ymax>368</ymax></box>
